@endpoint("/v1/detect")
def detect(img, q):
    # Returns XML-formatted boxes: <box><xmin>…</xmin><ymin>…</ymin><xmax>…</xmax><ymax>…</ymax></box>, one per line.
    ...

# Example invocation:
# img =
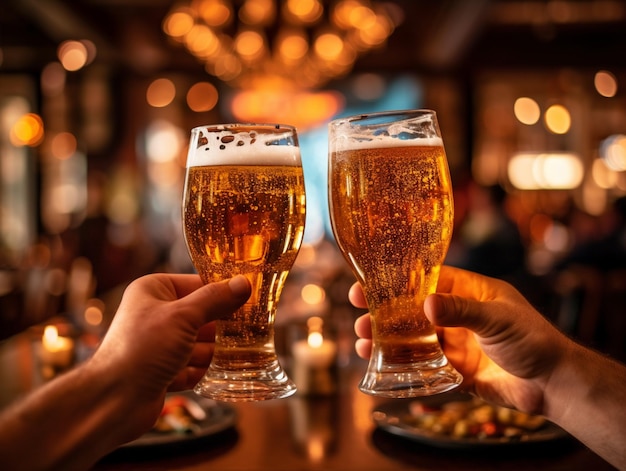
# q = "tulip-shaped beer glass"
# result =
<box><xmin>183</xmin><ymin>124</ymin><xmax>305</xmax><ymax>401</ymax></box>
<box><xmin>328</xmin><ymin>110</ymin><xmax>462</xmax><ymax>397</ymax></box>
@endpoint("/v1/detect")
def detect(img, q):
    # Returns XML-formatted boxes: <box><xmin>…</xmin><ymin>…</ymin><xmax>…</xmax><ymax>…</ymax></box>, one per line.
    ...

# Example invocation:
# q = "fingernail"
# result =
<box><xmin>228</xmin><ymin>275</ymin><xmax>250</xmax><ymax>298</ymax></box>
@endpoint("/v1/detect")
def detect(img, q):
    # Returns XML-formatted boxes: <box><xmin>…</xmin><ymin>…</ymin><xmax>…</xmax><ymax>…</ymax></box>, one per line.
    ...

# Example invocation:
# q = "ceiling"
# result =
<box><xmin>2</xmin><ymin>0</ymin><xmax>626</xmax><ymax>81</ymax></box>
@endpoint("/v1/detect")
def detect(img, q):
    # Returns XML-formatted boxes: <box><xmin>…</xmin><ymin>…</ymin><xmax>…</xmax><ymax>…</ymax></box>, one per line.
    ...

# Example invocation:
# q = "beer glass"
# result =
<box><xmin>183</xmin><ymin>124</ymin><xmax>305</xmax><ymax>401</ymax></box>
<box><xmin>328</xmin><ymin>110</ymin><xmax>462</xmax><ymax>397</ymax></box>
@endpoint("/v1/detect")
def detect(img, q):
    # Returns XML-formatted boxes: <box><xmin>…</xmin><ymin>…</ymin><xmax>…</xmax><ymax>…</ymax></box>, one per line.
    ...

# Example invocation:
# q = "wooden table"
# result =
<box><xmin>94</xmin><ymin>365</ymin><xmax>616</xmax><ymax>471</ymax></box>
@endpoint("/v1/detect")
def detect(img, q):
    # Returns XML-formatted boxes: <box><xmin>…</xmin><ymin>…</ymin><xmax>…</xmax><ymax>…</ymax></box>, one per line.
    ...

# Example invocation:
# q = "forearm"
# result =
<box><xmin>0</xmin><ymin>359</ymin><xmax>153</xmax><ymax>471</ymax></box>
<box><xmin>544</xmin><ymin>341</ymin><xmax>626</xmax><ymax>469</ymax></box>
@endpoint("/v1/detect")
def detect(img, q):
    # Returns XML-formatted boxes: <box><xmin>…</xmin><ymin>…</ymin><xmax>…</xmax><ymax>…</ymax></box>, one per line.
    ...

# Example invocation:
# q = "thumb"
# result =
<box><xmin>424</xmin><ymin>293</ymin><xmax>500</xmax><ymax>337</ymax></box>
<box><xmin>179</xmin><ymin>275</ymin><xmax>251</xmax><ymax>328</ymax></box>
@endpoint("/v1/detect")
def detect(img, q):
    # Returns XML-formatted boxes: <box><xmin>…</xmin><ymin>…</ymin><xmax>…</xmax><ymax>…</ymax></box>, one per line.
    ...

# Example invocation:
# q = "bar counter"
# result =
<box><xmin>94</xmin><ymin>366</ymin><xmax>615</xmax><ymax>471</ymax></box>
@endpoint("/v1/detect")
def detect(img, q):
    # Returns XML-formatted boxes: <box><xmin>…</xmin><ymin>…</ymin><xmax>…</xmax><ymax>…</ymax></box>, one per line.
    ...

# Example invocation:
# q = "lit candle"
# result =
<box><xmin>40</xmin><ymin>325</ymin><xmax>75</xmax><ymax>370</ymax></box>
<box><xmin>292</xmin><ymin>317</ymin><xmax>337</xmax><ymax>395</ymax></box>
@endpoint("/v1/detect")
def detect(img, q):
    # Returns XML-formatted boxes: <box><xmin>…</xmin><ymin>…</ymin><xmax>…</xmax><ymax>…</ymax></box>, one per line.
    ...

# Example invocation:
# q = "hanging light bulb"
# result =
<box><xmin>162</xmin><ymin>0</ymin><xmax>398</xmax><ymax>90</ymax></box>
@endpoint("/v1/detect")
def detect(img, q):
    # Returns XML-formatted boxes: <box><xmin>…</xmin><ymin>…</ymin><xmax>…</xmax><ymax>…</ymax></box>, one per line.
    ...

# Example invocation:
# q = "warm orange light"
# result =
<box><xmin>306</xmin><ymin>316</ymin><xmax>324</xmax><ymax>348</ymax></box>
<box><xmin>544</xmin><ymin>104</ymin><xmax>571</xmax><ymax>134</ymax></box>
<box><xmin>314</xmin><ymin>32</ymin><xmax>343</xmax><ymax>61</ymax></box>
<box><xmin>10</xmin><ymin>113</ymin><xmax>44</xmax><ymax>147</ymax></box>
<box><xmin>163</xmin><ymin>9</ymin><xmax>195</xmax><ymax>38</ymax></box>
<box><xmin>146</xmin><ymin>78</ymin><xmax>176</xmax><ymax>107</ymax></box>
<box><xmin>58</xmin><ymin>40</ymin><xmax>88</xmax><ymax>71</ymax></box>
<box><xmin>301</xmin><ymin>284</ymin><xmax>325</xmax><ymax>305</ymax></box>
<box><xmin>276</xmin><ymin>29</ymin><xmax>308</xmax><ymax>61</ymax></box>
<box><xmin>592</xmin><ymin>158</ymin><xmax>618</xmax><ymax>189</ymax></box>
<box><xmin>84</xmin><ymin>306</ymin><xmax>103</xmax><ymax>326</ymax></box>
<box><xmin>43</xmin><ymin>325</ymin><xmax>61</xmax><ymax>349</ymax></box>
<box><xmin>164</xmin><ymin>0</ymin><xmax>396</xmax><ymax>89</ymax></box>
<box><xmin>239</xmin><ymin>0</ymin><xmax>275</xmax><ymax>26</ymax></box>
<box><xmin>231</xmin><ymin>89</ymin><xmax>344</xmax><ymax>130</ymax></box>
<box><xmin>235</xmin><ymin>30</ymin><xmax>265</xmax><ymax>62</ymax></box>
<box><xmin>594</xmin><ymin>70</ymin><xmax>618</xmax><ymax>98</ymax></box>
<box><xmin>197</xmin><ymin>0</ymin><xmax>232</xmax><ymax>27</ymax></box>
<box><xmin>84</xmin><ymin>299</ymin><xmax>105</xmax><ymax>327</ymax></box>
<box><xmin>601</xmin><ymin>134</ymin><xmax>626</xmax><ymax>171</ymax></box>
<box><xmin>332</xmin><ymin>0</ymin><xmax>361</xmax><ymax>29</ymax></box>
<box><xmin>185</xmin><ymin>24</ymin><xmax>221</xmax><ymax>57</ymax></box>
<box><xmin>508</xmin><ymin>152</ymin><xmax>583</xmax><ymax>190</ymax></box>
<box><xmin>186</xmin><ymin>82</ymin><xmax>219</xmax><ymax>112</ymax></box>
<box><xmin>50</xmin><ymin>132</ymin><xmax>77</xmax><ymax>160</ymax></box>
<box><xmin>285</xmin><ymin>0</ymin><xmax>323</xmax><ymax>24</ymax></box>
<box><xmin>358</xmin><ymin>15</ymin><xmax>392</xmax><ymax>47</ymax></box>
<box><xmin>210</xmin><ymin>54</ymin><xmax>242</xmax><ymax>81</ymax></box>
<box><xmin>514</xmin><ymin>97</ymin><xmax>540</xmax><ymax>125</ymax></box>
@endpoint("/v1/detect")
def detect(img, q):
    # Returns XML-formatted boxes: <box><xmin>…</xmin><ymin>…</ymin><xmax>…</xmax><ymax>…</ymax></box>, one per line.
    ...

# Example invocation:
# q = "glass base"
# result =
<box><xmin>358</xmin><ymin>353</ymin><xmax>463</xmax><ymax>398</ymax></box>
<box><xmin>193</xmin><ymin>361</ymin><xmax>297</xmax><ymax>402</ymax></box>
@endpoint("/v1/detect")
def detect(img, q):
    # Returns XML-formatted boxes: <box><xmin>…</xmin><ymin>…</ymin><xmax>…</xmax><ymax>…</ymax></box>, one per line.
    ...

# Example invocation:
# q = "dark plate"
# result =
<box><xmin>373</xmin><ymin>391</ymin><xmax>569</xmax><ymax>449</ymax></box>
<box><xmin>121</xmin><ymin>391</ymin><xmax>237</xmax><ymax>448</ymax></box>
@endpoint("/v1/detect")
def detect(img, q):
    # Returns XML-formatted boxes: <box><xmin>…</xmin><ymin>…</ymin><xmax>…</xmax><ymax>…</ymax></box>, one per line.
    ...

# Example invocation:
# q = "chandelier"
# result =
<box><xmin>162</xmin><ymin>0</ymin><xmax>398</xmax><ymax>90</ymax></box>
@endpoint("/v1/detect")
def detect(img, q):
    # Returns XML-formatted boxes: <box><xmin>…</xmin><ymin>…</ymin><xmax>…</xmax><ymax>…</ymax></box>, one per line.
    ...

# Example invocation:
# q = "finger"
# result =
<box><xmin>178</xmin><ymin>275</ymin><xmax>251</xmax><ymax>328</ymax></box>
<box><xmin>424</xmin><ymin>293</ymin><xmax>505</xmax><ymax>338</ymax></box>
<box><xmin>355</xmin><ymin>338</ymin><xmax>372</xmax><ymax>359</ymax></box>
<box><xmin>348</xmin><ymin>282</ymin><xmax>367</xmax><ymax>308</ymax></box>
<box><xmin>152</xmin><ymin>273</ymin><xmax>206</xmax><ymax>298</ymax></box>
<box><xmin>187</xmin><ymin>342</ymin><xmax>215</xmax><ymax>366</ymax></box>
<box><xmin>354</xmin><ymin>313</ymin><xmax>372</xmax><ymax>339</ymax></box>
<box><xmin>436</xmin><ymin>266</ymin><xmax>503</xmax><ymax>302</ymax></box>
<box><xmin>168</xmin><ymin>366</ymin><xmax>208</xmax><ymax>392</ymax></box>
<box><xmin>196</xmin><ymin>322</ymin><xmax>216</xmax><ymax>342</ymax></box>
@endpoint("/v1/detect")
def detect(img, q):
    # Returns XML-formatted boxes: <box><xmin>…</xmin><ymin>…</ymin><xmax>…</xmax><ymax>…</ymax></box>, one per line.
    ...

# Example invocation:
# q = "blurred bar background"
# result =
<box><xmin>1</xmin><ymin>0</ymin><xmax>625</xmax><ymax>376</ymax></box>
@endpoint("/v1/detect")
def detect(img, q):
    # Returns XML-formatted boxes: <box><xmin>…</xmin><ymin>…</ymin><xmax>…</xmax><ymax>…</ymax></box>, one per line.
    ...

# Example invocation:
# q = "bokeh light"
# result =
<box><xmin>50</xmin><ymin>132</ymin><xmax>77</xmax><ymax>160</ymax></box>
<box><xmin>544</xmin><ymin>104</ymin><xmax>571</xmax><ymax>134</ymax></box>
<box><xmin>594</xmin><ymin>70</ymin><xmax>618</xmax><ymax>98</ymax></box>
<box><xmin>508</xmin><ymin>152</ymin><xmax>583</xmax><ymax>190</ymax></box>
<box><xmin>146</xmin><ymin>78</ymin><xmax>176</xmax><ymax>107</ymax></box>
<box><xmin>9</xmin><ymin>113</ymin><xmax>44</xmax><ymax>147</ymax></box>
<box><xmin>514</xmin><ymin>97</ymin><xmax>540</xmax><ymax>125</ymax></box>
<box><xmin>58</xmin><ymin>40</ymin><xmax>88</xmax><ymax>71</ymax></box>
<box><xmin>601</xmin><ymin>134</ymin><xmax>626</xmax><ymax>171</ymax></box>
<box><xmin>186</xmin><ymin>82</ymin><xmax>219</xmax><ymax>112</ymax></box>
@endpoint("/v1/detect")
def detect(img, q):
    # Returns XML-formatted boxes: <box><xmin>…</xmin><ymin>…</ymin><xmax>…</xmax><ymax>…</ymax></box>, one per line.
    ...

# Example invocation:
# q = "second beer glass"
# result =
<box><xmin>328</xmin><ymin>110</ymin><xmax>462</xmax><ymax>397</ymax></box>
<box><xmin>183</xmin><ymin>124</ymin><xmax>306</xmax><ymax>401</ymax></box>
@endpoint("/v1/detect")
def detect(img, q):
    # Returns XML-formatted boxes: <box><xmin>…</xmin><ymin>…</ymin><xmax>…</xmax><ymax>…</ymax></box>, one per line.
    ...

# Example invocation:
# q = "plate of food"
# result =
<box><xmin>121</xmin><ymin>391</ymin><xmax>237</xmax><ymax>448</ymax></box>
<box><xmin>373</xmin><ymin>391</ymin><xmax>569</xmax><ymax>449</ymax></box>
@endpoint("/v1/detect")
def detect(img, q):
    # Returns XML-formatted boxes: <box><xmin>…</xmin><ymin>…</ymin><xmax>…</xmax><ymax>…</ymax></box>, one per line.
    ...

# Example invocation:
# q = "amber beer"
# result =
<box><xmin>183</xmin><ymin>164</ymin><xmax>305</xmax><ymax>365</ymax></box>
<box><xmin>330</xmin><ymin>142</ymin><xmax>453</xmax><ymax>361</ymax></box>
<box><xmin>329</xmin><ymin>110</ymin><xmax>462</xmax><ymax>397</ymax></box>
<box><xmin>183</xmin><ymin>124</ymin><xmax>305</xmax><ymax>401</ymax></box>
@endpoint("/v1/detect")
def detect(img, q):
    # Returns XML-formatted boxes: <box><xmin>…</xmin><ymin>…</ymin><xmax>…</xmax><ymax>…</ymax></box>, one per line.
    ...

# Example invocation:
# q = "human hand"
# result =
<box><xmin>351</xmin><ymin>266</ymin><xmax>570</xmax><ymax>415</ymax></box>
<box><xmin>90</xmin><ymin>273</ymin><xmax>250</xmax><ymax>438</ymax></box>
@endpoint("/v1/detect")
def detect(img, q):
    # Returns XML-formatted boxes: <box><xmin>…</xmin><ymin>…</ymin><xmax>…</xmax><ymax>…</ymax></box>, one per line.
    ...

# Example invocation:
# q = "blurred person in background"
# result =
<box><xmin>447</xmin><ymin>181</ymin><xmax>526</xmax><ymax>282</ymax></box>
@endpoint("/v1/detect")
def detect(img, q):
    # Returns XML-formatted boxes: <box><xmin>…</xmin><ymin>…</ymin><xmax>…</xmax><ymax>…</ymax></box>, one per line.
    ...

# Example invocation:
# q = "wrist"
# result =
<box><xmin>0</xmin><ymin>359</ymin><xmax>156</xmax><ymax>471</ymax></box>
<box><xmin>84</xmin><ymin>354</ymin><xmax>162</xmax><ymax>445</ymax></box>
<box><xmin>542</xmin><ymin>340</ymin><xmax>594</xmax><ymax>424</ymax></box>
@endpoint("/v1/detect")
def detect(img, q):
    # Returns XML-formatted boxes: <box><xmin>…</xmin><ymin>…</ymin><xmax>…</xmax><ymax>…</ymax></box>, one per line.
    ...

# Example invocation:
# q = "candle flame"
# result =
<box><xmin>307</xmin><ymin>331</ymin><xmax>323</xmax><ymax>348</ymax></box>
<box><xmin>43</xmin><ymin>325</ymin><xmax>59</xmax><ymax>346</ymax></box>
<box><xmin>306</xmin><ymin>316</ymin><xmax>324</xmax><ymax>348</ymax></box>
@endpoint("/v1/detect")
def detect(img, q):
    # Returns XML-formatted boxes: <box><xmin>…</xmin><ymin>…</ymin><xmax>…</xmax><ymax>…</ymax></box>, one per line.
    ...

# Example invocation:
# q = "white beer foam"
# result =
<box><xmin>330</xmin><ymin>134</ymin><xmax>443</xmax><ymax>152</ymax></box>
<box><xmin>187</xmin><ymin>129</ymin><xmax>301</xmax><ymax>167</ymax></box>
